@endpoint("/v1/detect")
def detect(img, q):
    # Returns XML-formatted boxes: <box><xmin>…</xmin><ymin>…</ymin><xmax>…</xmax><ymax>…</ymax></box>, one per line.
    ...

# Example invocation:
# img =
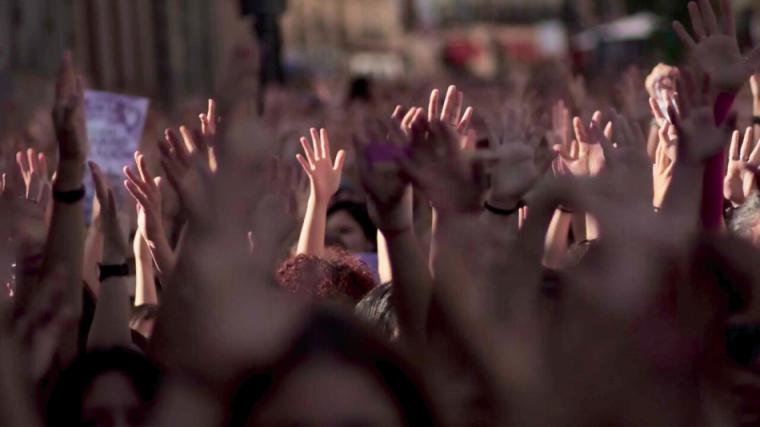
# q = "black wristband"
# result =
<box><xmin>483</xmin><ymin>200</ymin><xmax>524</xmax><ymax>216</ymax></box>
<box><xmin>53</xmin><ymin>186</ymin><xmax>85</xmax><ymax>204</ymax></box>
<box><xmin>98</xmin><ymin>263</ymin><xmax>130</xmax><ymax>282</ymax></box>
<box><xmin>753</xmin><ymin>116</ymin><xmax>760</xmax><ymax>126</ymax></box>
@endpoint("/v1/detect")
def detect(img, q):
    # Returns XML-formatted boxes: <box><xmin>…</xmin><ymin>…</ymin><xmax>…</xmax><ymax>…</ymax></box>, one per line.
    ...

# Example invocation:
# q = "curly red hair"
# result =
<box><xmin>276</xmin><ymin>247</ymin><xmax>376</xmax><ymax>304</ymax></box>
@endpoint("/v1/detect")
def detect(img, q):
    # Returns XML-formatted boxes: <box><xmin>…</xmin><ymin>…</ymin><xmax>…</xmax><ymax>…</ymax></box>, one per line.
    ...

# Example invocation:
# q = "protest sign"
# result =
<box><xmin>84</xmin><ymin>90</ymin><xmax>149</xmax><ymax>220</ymax></box>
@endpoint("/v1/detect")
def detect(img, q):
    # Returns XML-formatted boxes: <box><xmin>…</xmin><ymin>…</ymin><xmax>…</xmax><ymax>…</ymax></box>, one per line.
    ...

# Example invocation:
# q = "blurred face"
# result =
<box><xmin>327</xmin><ymin>211</ymin><xmax>372</xmax><ymax>253</ymax></box>
<box><xmin>248</xmin><ymin>357</ymin><xmax>403</xmax><ymax>427</ymax></box>
<box><xmin>81</xmin><ymin>371</ymin><xmax>145</xmax><ymax>427</ymax></box>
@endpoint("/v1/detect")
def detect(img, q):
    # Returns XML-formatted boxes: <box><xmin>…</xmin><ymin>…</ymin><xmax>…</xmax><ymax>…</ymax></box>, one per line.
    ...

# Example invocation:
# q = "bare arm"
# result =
<box><xmin>543</xmin><ymin>209</ymin><xmax>573</xmax><ymax>269</ymax></box>
<box><xmin>134</xmin><ymin>234</ymin><xmax>158</xmax><ymax>306</ymax></box>
<box><xmin>295</xmin><ymin>128</ymin><xmax>345</xmax><ymax>256</ymax></box>
<box><xmin>355</xmin><ymin>116</ymin><xmax>432</xmax><ymax>344</ymax></box>
<box><xmin>39</xmin><ymin>53</ymin><xmax>88</xmax><ymax>362</ymax></box>
<box><xmin>87</xmin><ymin>163</ymin><xmax>133</xmax><ymax>350</ymax></box>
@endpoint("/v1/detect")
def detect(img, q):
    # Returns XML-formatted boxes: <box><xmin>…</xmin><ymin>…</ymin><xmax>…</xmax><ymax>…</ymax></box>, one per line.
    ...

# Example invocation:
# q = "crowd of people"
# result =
<box><xmin>5</xmin><ymin>0</ymin><xmax>760</xmax><ymax>425</ymax></box>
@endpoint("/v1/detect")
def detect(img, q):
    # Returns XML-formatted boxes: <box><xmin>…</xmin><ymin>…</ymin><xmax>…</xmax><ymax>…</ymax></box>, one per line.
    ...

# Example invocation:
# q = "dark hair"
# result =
<box><xmin>355</xmin><ymin>282</ymin><xmax>398</xmax><ymax>339</ymax></box>
<box><xmin>277</xmin><ymin>247</ymin><xmax>376</xmax><ymax>304</ymax></box>
<box><xmin>46</xmin><ymin>347</ymin><xmax>163</xmax><ymax>426</ymax></box>
<box><xmin>228</xmin><ymin>309</ymin><xmax>438</xmax><ymax>426</ymax></box>
<box><xmin>347</xmin><ymin>76</ymin><xmax>372</xmax><ymax>103</ymax></box>
<box><xmin>327</xmin><ymin>200</ymin><xmax>377</xmax><ymax>248</ymax></box>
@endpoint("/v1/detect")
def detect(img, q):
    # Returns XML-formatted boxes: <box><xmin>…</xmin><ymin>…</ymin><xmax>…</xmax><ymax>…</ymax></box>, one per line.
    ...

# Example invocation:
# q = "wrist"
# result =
<box><xmin>485</xmin><ymin>194</ymin><xmax>522</xmax><ymax>212</ymax></box>
<box><xmin>54</xmin><ymin>161</ymin><xmax>85</xmax><ymax>191</ymax></box>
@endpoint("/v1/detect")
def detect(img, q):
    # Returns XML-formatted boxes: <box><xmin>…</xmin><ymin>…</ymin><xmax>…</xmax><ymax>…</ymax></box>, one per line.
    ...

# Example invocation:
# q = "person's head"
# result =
<box><xmin>47</xmin><ymin>348</ymin><xmax>163</xmax><ymax>427</ymax></box>
<box><xmin>355</xmin><ymin>282</ymin><xmax>398</xmax><ymax>340</ymax></box>
<box><xmin>228</xmin><ymin>310</ymin><xmax>437</xmax><ymax>426</ymax></box>
<box><xmin>326</xmin><ymin>201</ymin><xmax>376</xmax><ymax>253</ymax></box>
<box><xmin>728</xmin><ymin>193</ymin><xmax>760</xmax><ymax>245</ymax></box>
<box><xmin>277</xmin><ymin>247</ymin><xmax>376</xmax><ymax>305</ymax></box>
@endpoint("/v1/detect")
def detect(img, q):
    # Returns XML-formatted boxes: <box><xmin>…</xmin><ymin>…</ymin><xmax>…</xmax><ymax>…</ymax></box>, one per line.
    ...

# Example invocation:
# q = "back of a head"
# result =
<box><xmin>228</xmin><ymin>309</ymin><xmax>437</xmax><ymax>426</ymax></box>
<box><xmin>46</xmin><ymin>347</ymin><xmax>162</xmax><ymax>426</ymax></box>
<box><xmin>355</xmin><ymin>282</ymin><xmax>398</xmax><ymax>340</ymax></box>
<box><xmin>277</xmin><ymin>247</ymin><xmax>376</xmax><ymax>304</ymax></box>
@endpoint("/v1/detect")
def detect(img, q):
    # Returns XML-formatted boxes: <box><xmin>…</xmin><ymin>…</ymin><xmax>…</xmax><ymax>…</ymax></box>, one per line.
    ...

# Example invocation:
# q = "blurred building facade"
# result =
<box><xmin>1</xmin><ymin>0</ymin><xmax>251</xmax><ymax>107</ymax></box>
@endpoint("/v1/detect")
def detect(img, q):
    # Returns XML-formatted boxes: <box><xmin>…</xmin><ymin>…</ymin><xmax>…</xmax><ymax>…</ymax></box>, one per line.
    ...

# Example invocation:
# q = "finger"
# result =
<box><xmin>333</xmin><ymin>149</ymin><xmax>346</xmax><ymax>172</ymax></box>
<box><xmin>570</xmin><ymin>139</ymin><xmax>579</xmax><ymax>158</ymax></box>
<box><xmin>310</xmin><ymin>128</ymin><xmax>321</xmax><ymax>161</ymax></box>
<box><xmin>649</xmin><ymin>97</ymin><xmax>665</xmax><ymax>122</ymax></box>
<box><xmin>123</xmin><ymin>166</ymin><xmax>150</xmax><ymax>195</ymax></box>
<box><xmin>199</xmin><ymin>113</ymin><xmax>209</xmax><ymax>135</ymax></box>
<box><xmin>320</xmin><ymin>128</ymin><xmax>331</xmax><ymax>161</ymax></box>
<box><xmin>401</xmin><ymin>106</ymin><xmax>418</xmax><ymax>131</ymax></box>
<box><xmin>748</xmin><ymin>135</ymin><xmax>760</xmax><ymax>166</ymax></box>
<box><xmin>454</xmin><ymin>91</ymin><xmax>464</xmax><ymax>123</ymax></box>
<box><xmin>165</xmin><ymin>129</ymin><xmax>189</xmax><ymax>165</ymax></box>
<box><xmin>729</xmin><ymin>130</ymin><xmax>741</xmax><ymax>160</ymax></box>
<box><xmin>38</xmin><ymin>153</ymin><xmax>49</xmax><ymax>180</ymax></box>
<box><xmin>296</xmin><ymin>154</ymin><xmax>311</xmax><ymax>174</ymax></box>
<box><xmin>440</xmin><ymin>85</ymin><xmax>458</xmax><ymax>124</ymax></box>
<box><xmin>698</xmin><ymin>0</ymin><xmax>719</xmax><ymax>36</ymax></box>
<box><xmin>740</xmin><ymin>127</ymin><xmax>754</xmax><ymax>161</ymax></box>
<box><xmin>720</xmin><ymin>0</ymin><xmax>735</xmax><ymax>36</ymax></box>
<box><xmin>134</xmin><ymin>151</ymin><xmax>153</xmax><ymax>185</ymax></box>
<box><xmin>207</xmin><ymin>99</ymin><xmax>217</xmax><ymax>130</ymax></box>
<box><xmin>391</xmin><ymin>105</ymin><xmax>404</xmax><ymax>120</ymax></box>
<box><xmin>573</xmin><ymin>117</ymin><xmax>588</xmax><ymax>144</ymax></box>
<box><xmin>457</xmin><ymin>107</ymin><xmax>474</xmax><ymax>134</ymax></box>
<box><xmin>604</xmin><ymin>122</ymin><xmax>613</xmax><ymax>140</ymax></box>
<box><xmin>672</xmin><ymin>21</ymin><xmax>697</xmax><ymax>49</ymax></box>
<box><xmin>300</xmin><ymin>137</ymin><xmax>316</xmax><ymax>167</ymax></box>
<box><xmin>124</xmin><ymin>180</ymin><xmax>150</xmax><ymax>207</ymax></box>
<box><xmin>26</xmin><ymin>148</ymin><xmax>37</xmax><ymax>173</ymax></box>
<box><xmin>428</xmin><ymin>88</ymin><xmax>440</xmax><ymax>121</ymax></box>
<box><xmin>687</xmin><ymin>1</ymin><xmax>707</xmax><ymax>41</ymax></box>
<box><xmin>16</xmin><ymin>151</ymin><xmax>29</xmax><ymax>176</ymax></box>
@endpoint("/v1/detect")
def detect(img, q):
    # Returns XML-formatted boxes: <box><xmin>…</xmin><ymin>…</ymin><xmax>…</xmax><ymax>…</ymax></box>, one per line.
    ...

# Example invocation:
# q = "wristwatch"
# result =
<box><xmin>98</xmin><ymin>263</ymin><xmax>130</xmax><ymax>282</ymax></box>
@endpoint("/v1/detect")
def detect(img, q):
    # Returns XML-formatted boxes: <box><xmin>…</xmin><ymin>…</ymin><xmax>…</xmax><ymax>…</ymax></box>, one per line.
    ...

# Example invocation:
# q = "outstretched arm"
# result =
<box><xmin>87</xmin><ymin>163</ymin><xmax>133</xmax><ymax>350</ymax></box>
<box><xmin>40</xmin><ymin>53</ymin><xmax>88</xmax><ymax>362</ymax></box>
<box><xmin>295</xmin><ymin>128</ymin><xmax>345</xmax><ymax>256</ymax></box>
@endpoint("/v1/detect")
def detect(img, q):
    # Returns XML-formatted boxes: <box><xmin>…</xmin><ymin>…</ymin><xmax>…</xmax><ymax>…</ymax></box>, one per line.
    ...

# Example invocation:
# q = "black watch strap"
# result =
<box><xmin>53</xmin><ymin>186</ymin><xmax>86</xmax><ymax>204</ymax></box>
<box><xmin>483</xmin><ymin>200</ymin><xmax>524</xmax><ymax>216</ymax></box>
<box><xmin>98</xmin><ymin>263</ymin><xmax>130</xmax><ymax>282</ymax></box>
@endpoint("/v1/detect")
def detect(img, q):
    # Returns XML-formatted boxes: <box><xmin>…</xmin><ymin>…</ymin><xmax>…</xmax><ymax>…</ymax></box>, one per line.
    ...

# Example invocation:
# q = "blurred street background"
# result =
<box><xmin>1</xmin><ymin>0</ymin><xmax>759</xmax><ymax>127</ymax></box>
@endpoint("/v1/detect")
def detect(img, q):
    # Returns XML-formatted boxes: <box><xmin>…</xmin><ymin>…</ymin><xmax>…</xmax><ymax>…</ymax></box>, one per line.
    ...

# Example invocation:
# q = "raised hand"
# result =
<box><xmin>158</xmin><ymin>126</ymin><xmax>214</xmax><ymax>225</ymax></box>
<box><xmin>552</xmin><ymin>111</ymin><xmax>608</xmax><ymax>177</ymax></box>
<box><xmin>12</xmin><ymin>149</ymin><xmax>52</xmax><ymax>254</ymax></box>
<box><xmin>354</xmin><ymin>117</ymin><xmax>412</xmax><ymax>233</ymax></box>
<box><xmin>90</xmin><ymin>162</ymin><xmax>128</xmax><ymax>264</ymax></box>
<box><xmin>51</xmin><ymin>52</ymin><xmax>87</xmax><ymax>165</ymax></box>
<box><xmin>427</xmin><ymin>85</ymin><xmax>474</xmax><ymax>147</ymax></box>
<box><xmin>672</xmin><ymin>0</ymin><xmax>760</xmax><ymax>94</ymax></box>
<box><xmin>653</xmin><ymin>136</ymin><xmax>675</xmax><ymax>210</ymax></box>
<box><xmin>296</xmin><ymin>128</ymin><xmax>346</xmax><ymax>202</ymax></box>
<box><xmin>724</xmin><ymin>128</ymin><xmax>760</xmax><ymax>206</ymax></box>
<box><xmin>124</xmin><ymin>151</ymin><xmax>175</xmax><ymax>275</ymax></box>
<box><xmin>669</xmin><ymin>71</ymin><xmax>727</xmax><ymax>162</ymax></box>
<box><xmin>400</xmin><ymin>117</ymin><xmax>482</xmax><ymax>215</ymax></box>
<box><xmin>199</xmin><ymin>98</ymin><xmax>218</xmax><ymax>137</ymax></box>
<box><xmin>645</xmin><ymin>63</ymin><xmax>680</xmax><ymax>99</ymax></box>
